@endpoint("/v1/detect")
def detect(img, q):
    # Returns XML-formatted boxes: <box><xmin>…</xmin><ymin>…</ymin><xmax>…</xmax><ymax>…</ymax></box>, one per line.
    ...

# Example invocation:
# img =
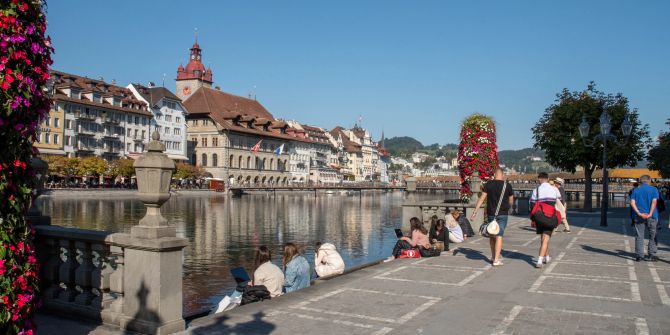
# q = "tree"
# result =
<box><xmin>532</xmin><ymin>82</ymin><xmax>650</xmax><ymax>210</ymax></box>
<box><xmin>77</xmin><ymin>156</ymin><xmax>108</xmax><ymax>176</ymax></box>
<box><xmin>109</xmin><ymin>158</ymin><xmax>135</xmax><ymax>178</ymax></box>
<box><xmin>648</xmin><ymin>119</ymin><xmax>670</xmax><ymax>178</ymax></box>
<box><xmin>0</xmin><ymin>1</ymin><xmax>53</xmax><ymax>332</ymax></box>
<box><xmin>39</xmin><ymin>154</ymin><xmax>66</xmax><ymax>177</ymax></box>
<box><xmin>174</xmin><ymin>162</ymin><xmax>205</xmax><ymax>179</ymax></box>
<box><xmin>63</xmin><ymin>157</ymin><xmax>81</xmax><ymax>178</ymax></box>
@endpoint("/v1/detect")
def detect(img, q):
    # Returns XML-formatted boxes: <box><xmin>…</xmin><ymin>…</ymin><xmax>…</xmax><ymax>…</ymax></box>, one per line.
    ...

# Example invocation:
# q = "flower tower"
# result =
<box><xmin>457</xmin><ymin>114</ymin><xmax>499</xmax><ymax>202</ymax></box>
<box><xmin>0</xmin><ymin>1</ymin><xmax>54</xmax><ymax>333</ymax></box>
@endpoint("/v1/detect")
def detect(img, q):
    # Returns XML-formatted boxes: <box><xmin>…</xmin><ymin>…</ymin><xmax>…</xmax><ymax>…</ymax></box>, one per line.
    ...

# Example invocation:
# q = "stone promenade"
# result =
<box><xmin>186</xmin><ymin>209</ymin><xmax>670</xmax><ymax>335</ymax></box>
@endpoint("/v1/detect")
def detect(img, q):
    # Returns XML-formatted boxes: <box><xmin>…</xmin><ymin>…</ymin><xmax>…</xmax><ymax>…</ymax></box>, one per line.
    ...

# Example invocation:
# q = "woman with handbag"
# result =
<box><xmin>429</xmin><ymin>219</ymin><xmax>449</xmax><ymax>252</ymax></box>
<box><xmin>471</xmin><ymin>168</ymin><xmax>514</xmax><ymax>266</ymax></box>
<box><xmin>391</xmin><ymin>217</ymin><xmax>431</xmax><ymax>259</ymax></box>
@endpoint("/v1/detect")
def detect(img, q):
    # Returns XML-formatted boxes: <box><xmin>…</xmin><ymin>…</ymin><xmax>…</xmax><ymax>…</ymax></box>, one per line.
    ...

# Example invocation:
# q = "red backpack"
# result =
<box><xmin>531</xmin><ymin>201</ymin><xmax>561</xmax><ymax>229</ymax></box>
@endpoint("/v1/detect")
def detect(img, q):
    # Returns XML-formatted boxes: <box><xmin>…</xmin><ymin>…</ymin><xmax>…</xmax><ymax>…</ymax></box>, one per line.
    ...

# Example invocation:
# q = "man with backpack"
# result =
<box><xmin>630</xmin><ymin>175</ymin><xmax>659</xmax><ymax>262</ymax></box>
<box><xmin>530</xmin><ymin>172</ymin><xmax>562</xmax><ymax>269</ymax></box>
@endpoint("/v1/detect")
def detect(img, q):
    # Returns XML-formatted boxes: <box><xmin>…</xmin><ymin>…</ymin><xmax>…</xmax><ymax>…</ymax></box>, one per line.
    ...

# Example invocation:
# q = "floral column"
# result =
<box><xmin>1</xmin><ymin>1</ymin><xmax>54</xmax><ymax>334</ymax></box>
<box><xmin>458</xmin><ymin>114</ymin><xmax>499</xmax><ymax>202</ymax></box>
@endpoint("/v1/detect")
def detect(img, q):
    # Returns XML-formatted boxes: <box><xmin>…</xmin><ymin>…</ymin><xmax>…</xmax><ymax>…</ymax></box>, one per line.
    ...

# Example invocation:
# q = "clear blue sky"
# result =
<box><xmin>46</xmin><ymin>1</ymin><xmax>669</xmax><ymax>150</ymax></box>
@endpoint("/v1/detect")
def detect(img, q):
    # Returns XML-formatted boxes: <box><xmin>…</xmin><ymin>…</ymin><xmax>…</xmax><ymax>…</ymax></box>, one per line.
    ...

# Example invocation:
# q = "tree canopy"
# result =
<box><xmin>109</xmin><ymin>158</ymin><xmax>135</xmax><ymax>178</ymax></box>
<box><xmin>174</xmin><ymin>162</ymin><xmax>206</xmax><ymax>179</ymax></box>
<box><xmin>648</xmin><ymin>119</ymin><xmax>670</xmax><ymax>178</ymax></box>
<box><xmin>532</xmin><ymin>82</ymin><xmax>649</xmax><ymax>174</ymax></box>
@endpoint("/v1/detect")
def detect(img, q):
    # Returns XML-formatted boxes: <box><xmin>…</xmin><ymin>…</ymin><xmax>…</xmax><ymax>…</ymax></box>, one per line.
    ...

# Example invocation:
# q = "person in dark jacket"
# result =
<box><xmin>429</xmin><ymin>219</ymin><xmax>449</xmax><ymax>252</ymax></box>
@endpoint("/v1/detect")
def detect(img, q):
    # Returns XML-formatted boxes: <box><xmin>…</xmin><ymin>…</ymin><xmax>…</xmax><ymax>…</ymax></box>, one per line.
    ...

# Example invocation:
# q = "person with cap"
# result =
<box><xmin>553</xmin><ymin>178</ymin><xmax>571</xmax><ymax>233</ymax></box>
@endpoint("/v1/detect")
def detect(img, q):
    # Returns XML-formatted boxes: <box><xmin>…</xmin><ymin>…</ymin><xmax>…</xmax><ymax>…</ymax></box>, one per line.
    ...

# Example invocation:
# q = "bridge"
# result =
<box><xmin>228</xmin><ymin>182</ymin><xmax>632</xmax><ymax>200</ymax></box>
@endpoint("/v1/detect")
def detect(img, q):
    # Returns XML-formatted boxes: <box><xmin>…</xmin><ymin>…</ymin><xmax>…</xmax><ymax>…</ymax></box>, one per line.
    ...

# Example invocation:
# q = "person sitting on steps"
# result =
<box><xmin>391</xmin><ymin>217</ymin><xmax>431</xmax><ymax>259</ymax></box>
<box><xmin>314</xmin><ymin>242</ymin><xmax>345</xmax><ymax>278</ymax></box>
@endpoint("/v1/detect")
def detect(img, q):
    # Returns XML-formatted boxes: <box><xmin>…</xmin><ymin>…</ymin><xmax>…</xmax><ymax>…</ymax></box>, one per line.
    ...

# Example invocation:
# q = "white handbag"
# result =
<box><xmin>482</xmin><ymin>180</ymin><xmax>507</xmax><ymax>236</ymax></box>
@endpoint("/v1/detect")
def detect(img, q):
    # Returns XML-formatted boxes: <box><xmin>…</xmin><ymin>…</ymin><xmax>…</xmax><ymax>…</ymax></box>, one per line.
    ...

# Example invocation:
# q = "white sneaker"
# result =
<box><xmin>544</xmin><ymin>256</ymin><xmax>552</xmax><ymax>264</ymax></box>
<box><xmin>535</xmin><ymin>261</ymin><xmax>543</xmax><ymax>269</ymax></box>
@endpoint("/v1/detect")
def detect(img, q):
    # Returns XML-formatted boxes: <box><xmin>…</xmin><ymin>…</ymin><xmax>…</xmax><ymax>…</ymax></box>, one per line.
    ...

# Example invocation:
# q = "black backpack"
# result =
<box><xmin>241</xmin><ymin>285</ymin><xmax>271</xmax><ymax>305</ymax></box>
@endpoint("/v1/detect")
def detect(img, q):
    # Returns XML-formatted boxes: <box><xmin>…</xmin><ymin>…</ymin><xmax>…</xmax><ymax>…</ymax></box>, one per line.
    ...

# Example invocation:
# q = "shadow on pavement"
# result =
<box><xmin>190</xmin><ymin>311</ymin><xmax>275</xmax><ymax>335</ymax></box>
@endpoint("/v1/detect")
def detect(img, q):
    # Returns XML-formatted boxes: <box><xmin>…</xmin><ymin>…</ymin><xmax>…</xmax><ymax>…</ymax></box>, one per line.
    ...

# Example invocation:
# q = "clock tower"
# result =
<box><xmin>176</xmin><ymin>39</ymin><xmax>213</xmax><ymax>100</ymax></box>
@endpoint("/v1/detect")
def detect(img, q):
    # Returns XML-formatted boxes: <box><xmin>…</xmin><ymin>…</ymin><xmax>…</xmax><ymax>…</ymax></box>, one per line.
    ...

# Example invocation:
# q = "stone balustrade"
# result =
<box><xmin>34</xmin><ymin>225</ymin><xmax>124</xmax><ymax>327</ymax></box>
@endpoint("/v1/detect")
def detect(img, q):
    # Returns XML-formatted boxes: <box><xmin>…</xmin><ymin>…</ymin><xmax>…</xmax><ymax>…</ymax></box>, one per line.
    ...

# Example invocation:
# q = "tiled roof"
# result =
<box><xmin>330</xmin><ymin>126</ymin><xmax>362</xmax><ymax>153</ymax></box>
<box><xmin>184</xmin><ymin>87</ymin><xmax>314</xmax><ymax>143</ymax></box>
<box><xmin>133</xmin><ymin>84</ymin><xmax>181</xmax><ymax>107</ymax></box>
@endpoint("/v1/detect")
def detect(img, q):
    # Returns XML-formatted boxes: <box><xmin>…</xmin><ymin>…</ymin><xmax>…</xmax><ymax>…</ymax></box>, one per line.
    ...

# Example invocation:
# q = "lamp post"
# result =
<box><xmin>578</xmin><ymin>108</ymin><xmax>632</xmax><ymax>226</ymax></box>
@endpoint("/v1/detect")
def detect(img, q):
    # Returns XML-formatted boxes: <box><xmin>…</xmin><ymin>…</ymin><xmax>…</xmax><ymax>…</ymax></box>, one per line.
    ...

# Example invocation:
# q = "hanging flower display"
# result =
<box><xmin>457</xmin><ymin>114</ymin><xmax>499</xmax><ymax>202</ymax></box>
<box><xmin>1</xmin><ymin>1</ymin><xmax>53</xmax><ymax>333</ymax></box>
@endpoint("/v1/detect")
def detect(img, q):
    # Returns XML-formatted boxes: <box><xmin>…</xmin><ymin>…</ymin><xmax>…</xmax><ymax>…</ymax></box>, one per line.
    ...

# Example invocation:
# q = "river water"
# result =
<box><xmin>38</xmin><ymin>191</ymin><xmax>446</xmax><ymax>315</ymax></box>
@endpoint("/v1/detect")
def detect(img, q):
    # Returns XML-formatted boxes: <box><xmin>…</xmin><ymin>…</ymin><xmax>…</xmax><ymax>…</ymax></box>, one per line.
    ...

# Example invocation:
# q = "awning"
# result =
<box><xmin>167</xmin><ymin>154</ymin><xmax>189</xmax><ymax>161</ymax></box>
<box><xmin>37</xmin><ymin>148</ymin><xmax>66</xmax><ymax>155</ymax></box>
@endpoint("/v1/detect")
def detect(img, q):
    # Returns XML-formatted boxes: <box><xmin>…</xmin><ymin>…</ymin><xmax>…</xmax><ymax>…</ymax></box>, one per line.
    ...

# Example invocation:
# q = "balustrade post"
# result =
<box><xmin>74</xmin><ymin>241</ymin><xmax>95</xmax><ymax>306</ymax></box>
<box><xmin>58</xmin><ymin>239</ymin><xmax>79</xmax><ymax>302</ymax></box>
<box><xmin>101</xmin><ymin>244</ymin><xmax>124</xmax><ymax>326</ymax></box>
<box><xmin>39</xmin><ymin>237</ymin><xmax>62</xmax><ymax>300</ymax></box>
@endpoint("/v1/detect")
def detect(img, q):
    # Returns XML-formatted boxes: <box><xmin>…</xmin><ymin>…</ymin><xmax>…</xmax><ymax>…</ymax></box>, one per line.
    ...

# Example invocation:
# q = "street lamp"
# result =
<box><xmin>578</xmin><ymin>108</ymin><xmax>632</xmax><ymax>226</ymax></box>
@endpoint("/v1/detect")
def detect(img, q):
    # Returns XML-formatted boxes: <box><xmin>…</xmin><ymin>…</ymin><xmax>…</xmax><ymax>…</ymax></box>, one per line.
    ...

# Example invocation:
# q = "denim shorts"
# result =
<box><xmin>487</xmin><ymin>215</ymin><xmax>508</xmax><ymax>237</ymax></box>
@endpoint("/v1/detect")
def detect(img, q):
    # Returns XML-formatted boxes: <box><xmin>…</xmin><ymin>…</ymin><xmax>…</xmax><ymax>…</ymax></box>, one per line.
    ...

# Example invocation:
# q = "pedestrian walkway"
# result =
<box><xmin>186</xmin><ymin>209</ymin><xmax>670</xmax><ymax>335</ymax></box>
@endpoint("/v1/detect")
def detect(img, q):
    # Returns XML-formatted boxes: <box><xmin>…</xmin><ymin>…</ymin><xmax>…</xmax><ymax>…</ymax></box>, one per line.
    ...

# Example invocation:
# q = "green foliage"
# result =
<box><xmin>648</xmin><ymin>119</ymin><xmax>670</xmax><ymax>178</ymax></box>
<box><xmin>77</xmin><ymin>156</ymin><xmax>108</xmax><ymax>176</ymax></box>
<box><xmin>415</xmin><ymin>157</ymin><xmax>438</xmax><ymax>170</ymax></box>
<box><xmin>532</xmin><ymin>82</ymin><xmax>650</xmax><ymax>174</ymax></box>
<box><xmin>109</xmin><ymin>159</ymin><xmax>135</xmax><ymax>178</ymax></box>
<box><xmin>497</xmin><ymin>148</ymin><xmax>560</xmax><ymax>173</ymax></box>
<box><xmin>384</xmin><ymin>136</ymin><xmax>424</xmax><ymax>157</ymax></box>
<box><xmin>174</xmin><ymin>162</ymin><xmax>205</xmax><ymax>179</ymax></box>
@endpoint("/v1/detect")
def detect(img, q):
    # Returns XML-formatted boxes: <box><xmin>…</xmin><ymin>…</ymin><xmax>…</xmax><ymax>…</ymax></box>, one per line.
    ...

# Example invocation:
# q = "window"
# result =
<box><xmin>44</xmin><ymin>134</ymin><xmax>49</xmax><ymax>143</ymax></box>
<box><xmin>201</xmin><ymin>153</ymin><xmax>207</xmax><ymax>167</ymax></box>
<box><xmin>127</xmin><ymin>143</ymin><xmax>131</xmax><ymax>151</ymax></box>
<box><xmin>53</xmin><ymin>134</ymin><xmax>59</xmax><ymax>144</ymax></box>
<box><xmin>201</xmin><ymin>138</ymin><xmax>207</xmax><ymax>147</ymax></box>
<box><xmin>164</xmin><ymin>127</ymin><xmax>170</xmax><ymax>134</ymax></box>
<box><xmin>127</xmin><ymin>128</ymin><xmax>131</xmax><ymax>136</ymax></box>
<box><xmin>134</xmin><ymin>129</ymin><xmax>138</xmax><ymax>138</ymax></box>
<box><xmin>65</xmin><ymin>119</ymin><xmax>72</xmax><ymax>129</ymax></box>
<box><xmin>191</xmin><ymin>137</ymin><xmax>197</xmax><ymax>146</ymax></box>
<box><xmin>65</xmin><ymin>135</ymin><xmax>71</xmax><ymax>146</ymax></box>
<box><xmin>175</xmin><ymin>142</ymin><xmax>180</xmax><ymax>150</ymax></box>
<box><xmin>134</xmin><ymin>116</ymin><xmax>139</xmax><ymax>124</ymax></box>
<box><xmin>142</xmin><ymin>118</ymin><xmax>147</xmax><ymax>126</ymax></box>
<box><xmin>212</xmin><ymin>154</ymin><xmax>218</xmax><ymax>167</ymax></box>
<box><xmin>176</xmin><ymin>117</ymin><xmax>181</xmax><ymax>123</ymax></box>
<box><xmin>45</xmin><ymin>117</ymin><xmax>50</xmax><ymax>127</ymax></box>
<box><xmin>174</xmin><ymin>128</ymin><xmax>180</xmax><ymax>135</ymax></box>
<box><xmin>165</xmin><ymin>115</ymin><xmax>172</xmax><ymax>122</ymax></box>
<box><xmin>142</xmin><ymin>130</ymin><xmax>146</xmax><ymax>139</ymax></box>
<box><xmin>212</xmin><ymin>137</ymin><xmax>218</xmax><ymax>147</ymax></box>
<box><xmin>134</xmin><ymin>144</ymin><xmax>139</xmax><ymax>152</ymax></box>
<box><xmin>54</xmin><ymin>118</ymin><xmax>60</xmax><ymax>128</ymax></box>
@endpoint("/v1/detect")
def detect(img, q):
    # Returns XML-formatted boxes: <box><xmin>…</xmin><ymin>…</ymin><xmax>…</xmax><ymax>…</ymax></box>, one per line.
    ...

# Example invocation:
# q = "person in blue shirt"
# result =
<box><xmin>630</xmin><ymin>175</ymin><xmax>660</xmax><ymax>262</ymax></box>
<box><xmin>283</xmin><ymin>242</ymin><xmax>310</xmax><ymax>293</ymax></box>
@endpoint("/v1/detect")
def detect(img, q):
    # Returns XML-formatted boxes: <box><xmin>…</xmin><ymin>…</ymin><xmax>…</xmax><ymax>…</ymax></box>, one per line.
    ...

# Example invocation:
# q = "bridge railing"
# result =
<box><xmin>35</xmin><ymin>225</ymin><xmax>124</xmax><ymax>327</ymax></box>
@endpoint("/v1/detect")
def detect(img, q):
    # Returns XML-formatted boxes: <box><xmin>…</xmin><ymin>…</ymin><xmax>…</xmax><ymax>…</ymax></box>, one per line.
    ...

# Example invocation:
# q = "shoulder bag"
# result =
<box><xmin>479</xmin><ymin>180</ymin><xmax>507</xmax><ymax>237</ymax></box>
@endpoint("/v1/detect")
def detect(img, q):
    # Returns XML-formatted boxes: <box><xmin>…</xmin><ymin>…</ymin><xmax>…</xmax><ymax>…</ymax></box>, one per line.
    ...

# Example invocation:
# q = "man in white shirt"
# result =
<box><xmin>530</xmin><ymin>172</ymin><xmax>561</xmax><ymax>268</ymax></box>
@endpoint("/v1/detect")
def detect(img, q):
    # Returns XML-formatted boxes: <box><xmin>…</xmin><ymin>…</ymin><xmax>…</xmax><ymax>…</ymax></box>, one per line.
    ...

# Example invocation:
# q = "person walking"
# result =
<box><xmin>553</xmin><ymin>178</ymin><xmax>571</xmax><ymax>233</ymax></box>
<box><xmin>471</xmin><ymin>168</ymin><xmax>514</xmax><ymax>266</ymax></box>
<box><xmin>530</xmin><ymin>172</ymin><xmax>561</xmax><ymax>268</ymax></box>
<box><xmin>630</xmin><ymin>175</ymin><xmax>660</xmax><ymax>262</ymax></box>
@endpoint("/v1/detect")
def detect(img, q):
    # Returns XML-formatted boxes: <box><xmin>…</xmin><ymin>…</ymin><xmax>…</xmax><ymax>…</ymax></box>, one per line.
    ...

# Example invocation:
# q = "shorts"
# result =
<box><xmin>535</xmin><ymin>225</ymin><xmax>554</xmax><ymax>235</ymax></box>
<box><xmin>487</xmin><ymin>215</ymin><xmax>508</xmax><ymax>237</ymax></box>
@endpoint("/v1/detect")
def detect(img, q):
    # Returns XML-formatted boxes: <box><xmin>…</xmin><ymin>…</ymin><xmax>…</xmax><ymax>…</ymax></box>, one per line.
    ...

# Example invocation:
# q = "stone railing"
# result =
<box><xmin>34</xmin><ymin>225</ymin><xmax>124</xmax><ymax>327</ymax></box>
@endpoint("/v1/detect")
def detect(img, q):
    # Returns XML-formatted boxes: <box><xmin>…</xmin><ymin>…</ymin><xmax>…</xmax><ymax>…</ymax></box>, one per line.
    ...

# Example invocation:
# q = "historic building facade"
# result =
<box><xmin>128</xmin><ymin>84</ymin><xmax>189</xmax><ymax>160</ymax></box>
<box><xmin>35</xmin><ymin>71</ymin><xmax>152</xmax><ymax>160</ymax></box>
<box><xmin>179</xmin><ymin>40</ymin><xmax>314</xmax><ymax>184</ymax></box>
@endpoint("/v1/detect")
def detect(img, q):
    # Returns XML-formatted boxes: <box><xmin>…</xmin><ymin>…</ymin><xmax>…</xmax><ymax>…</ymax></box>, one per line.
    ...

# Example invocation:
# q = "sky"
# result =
<box><xmin>46</xmin><ymin>0</ymin><xmax>669</xmax><ymax>150</ymax></box>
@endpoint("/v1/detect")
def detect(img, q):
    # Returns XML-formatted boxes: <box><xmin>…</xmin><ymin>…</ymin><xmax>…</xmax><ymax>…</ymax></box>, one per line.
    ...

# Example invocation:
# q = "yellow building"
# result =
<box><xmin>35</xmin><ymin>101</ymin><xmax>65</xmax><ymax>155</ymax></box>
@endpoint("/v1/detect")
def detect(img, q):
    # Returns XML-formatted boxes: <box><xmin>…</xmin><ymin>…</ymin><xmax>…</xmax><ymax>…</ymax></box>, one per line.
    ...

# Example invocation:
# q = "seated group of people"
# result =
<box><xmin>242</xmin><ymin>241</ymin><xmax>346</xmax><ymax>302</ymax></box>
<box><xmin>392</xmin><ymin>209</ymin><xmax>475</xmax><ymax>259</ymax></box>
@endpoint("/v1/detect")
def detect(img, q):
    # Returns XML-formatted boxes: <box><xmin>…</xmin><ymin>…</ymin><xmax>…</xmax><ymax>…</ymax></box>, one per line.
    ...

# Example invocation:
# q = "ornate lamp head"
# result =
<box><xmin>578</xmin><ymin>117</ymin><xmax>590</xmax><ymax>139</ymax></box>
<box><xmin>599</xmin><ymin>110</ymin><xmax>611</xmax><ymax>136</ymax></box>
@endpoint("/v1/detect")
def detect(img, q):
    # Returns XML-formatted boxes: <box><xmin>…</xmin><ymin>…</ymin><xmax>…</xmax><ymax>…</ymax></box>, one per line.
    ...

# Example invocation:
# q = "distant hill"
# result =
<box><xmin>498</xmin><ymin>148</ymin><xmax>559</xmax><ymax>172</ymax></box>
<box><xmin>385</xmin><ymin>136</ymin><xmax>424</xmax><ymax>157</ymax></box>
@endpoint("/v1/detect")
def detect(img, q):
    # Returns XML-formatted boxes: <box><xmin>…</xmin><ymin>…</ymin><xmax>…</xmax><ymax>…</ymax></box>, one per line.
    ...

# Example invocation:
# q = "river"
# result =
<box><xmin>38</xmin><ymin>191</ymin><xmax>446</xmax><ymax>315</ymax></box>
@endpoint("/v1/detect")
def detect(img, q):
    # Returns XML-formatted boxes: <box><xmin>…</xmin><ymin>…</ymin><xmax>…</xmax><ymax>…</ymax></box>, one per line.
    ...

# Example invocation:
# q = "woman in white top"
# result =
<box><xmin>314</xmin><ymin>242</ymin><xmax>345</xmax><ymax>277</ymax></box>
<box><xmin>446</xmin><ymin>211</ymin><xmax>465</xmax><ymax>243</ymax></box>
<box><xmin>253</xmin><ymin>246</ymin><xmax>284</xmax><ymax>298</ymax></box>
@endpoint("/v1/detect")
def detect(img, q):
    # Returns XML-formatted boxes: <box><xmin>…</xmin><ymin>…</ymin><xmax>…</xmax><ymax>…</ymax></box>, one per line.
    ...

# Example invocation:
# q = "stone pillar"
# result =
<box><xmin>114</xmin><ymin>131</ymin><xmax>188</xmax><ymax>335</ymax></box>
<box><xmin>405</xmin><ymin>177</ymin><xmax>417</xmax><ymax>192</ymax></box>
<box><xmin>467</xmin><ymin>172</ymin><xmax>484</xmax><ymax>233</ymax></box>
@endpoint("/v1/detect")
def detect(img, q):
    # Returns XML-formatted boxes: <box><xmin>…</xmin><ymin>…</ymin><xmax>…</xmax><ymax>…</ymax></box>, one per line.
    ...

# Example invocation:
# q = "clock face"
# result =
<box><xmin>191</xmin><ymin>55</ymin><xmax>195</xmax><ymax>60</ymax></box>
<box><xmin>197</xmin><ymin>55</ymin><xmax>201</xmax><ymax>60</ymax></box>
<box><xmin>183</xmin><ymin>86</ymin><xmax>191</xmax><ymax>96</ymax></box>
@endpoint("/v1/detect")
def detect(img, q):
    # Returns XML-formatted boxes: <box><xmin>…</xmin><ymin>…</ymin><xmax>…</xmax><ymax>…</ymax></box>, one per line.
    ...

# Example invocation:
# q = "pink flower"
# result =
<box><xmin>0</xmin><ymin>260</ymin><xmax>5</xmax><ymax>275</ymax></box>
<box><xmin>16</xmin><ymin>294</ymin><xmax>30</xmax><ymax>308</ymax></box>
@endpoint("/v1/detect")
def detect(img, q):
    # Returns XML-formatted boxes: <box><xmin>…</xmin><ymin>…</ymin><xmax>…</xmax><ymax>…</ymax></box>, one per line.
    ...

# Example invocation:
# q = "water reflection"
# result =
<box><xmin>38</xmin><ymin>191</ymin><xmax>442</xmax><ymax>314</ymax></box>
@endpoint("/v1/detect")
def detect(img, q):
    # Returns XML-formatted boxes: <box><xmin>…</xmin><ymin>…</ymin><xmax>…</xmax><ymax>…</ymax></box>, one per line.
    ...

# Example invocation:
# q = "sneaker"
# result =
<box><xmin>563</xmin><ymin>229</ymin><xmax>571</xmax><ymax>233</ymax></box>
<box><xmin>635</xmin><ymin>256</ymin><xmax>642</xmax><ymax>262</ymax></box>
<box><xmin>384</xmin><ymin>256</ymin><xmax>395</xmax><ymax>263</ymax></box>
<box><xmin>493</xmin><ymin>260</ymin><xmax>504</xmax><ymax>267</ymax></box>
<box><xmin>535</xmin><ymin>262</ymin><xmax>543</xmax><ymax>269</ymax></box>
<box><xmin>544</xmin><ymin>256</ymin><xmax>552</xmax><ymax>264</ymax></box>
